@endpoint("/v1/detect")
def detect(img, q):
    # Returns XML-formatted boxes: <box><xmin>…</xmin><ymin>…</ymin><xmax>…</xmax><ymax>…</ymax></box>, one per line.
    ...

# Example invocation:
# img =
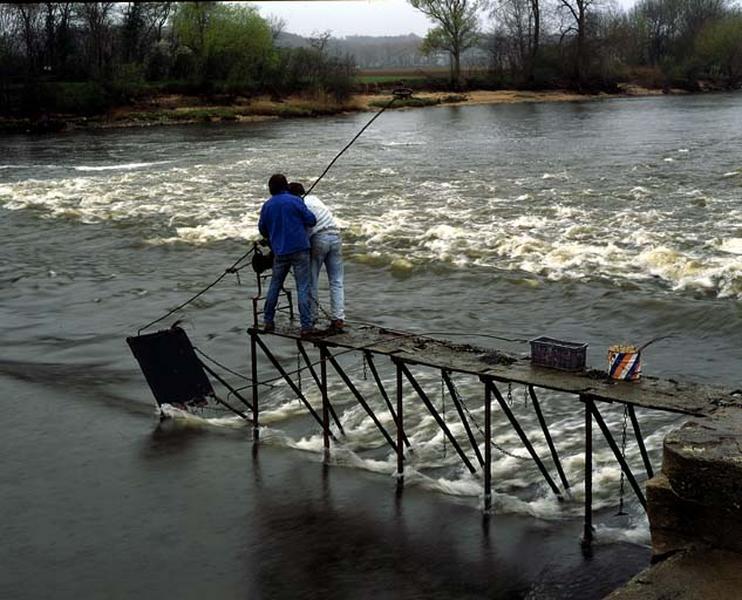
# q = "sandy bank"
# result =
<box><xmin>1</xmin><ymin>86</ymin><xmax>667</xmax><ymax>133</ymax></box>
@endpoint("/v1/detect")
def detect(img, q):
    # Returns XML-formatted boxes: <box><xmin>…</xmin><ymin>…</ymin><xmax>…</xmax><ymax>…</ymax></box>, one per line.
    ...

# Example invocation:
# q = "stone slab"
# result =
<box><xmin>604</xmin><ymin>548</ymin><xmax>742</xmax><ymax>600</ymax></box>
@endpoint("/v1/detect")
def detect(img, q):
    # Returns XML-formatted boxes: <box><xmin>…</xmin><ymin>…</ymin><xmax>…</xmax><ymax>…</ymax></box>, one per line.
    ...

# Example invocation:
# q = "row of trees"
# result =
<box><xmin>411</xmin><ymin>0</ymin><xmax>742</xmax><ymax>89</ymax></box>
<box><xmin>1</xmin><ymin>1</ymin><xmax>740</xmax><ymax>116</ymax></box>
<box><xmin>0</xmin><ymin>2</ymin><xmax>355</xmax><ymax>114</ymax></box>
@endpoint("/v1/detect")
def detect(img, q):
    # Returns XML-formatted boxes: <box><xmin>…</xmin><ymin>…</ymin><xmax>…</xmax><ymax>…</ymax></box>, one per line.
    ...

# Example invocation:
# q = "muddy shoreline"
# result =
<box><xmin>1</xmin><ymin>85</ymin><xmax>672</xmax><ymax>134</ymax></box>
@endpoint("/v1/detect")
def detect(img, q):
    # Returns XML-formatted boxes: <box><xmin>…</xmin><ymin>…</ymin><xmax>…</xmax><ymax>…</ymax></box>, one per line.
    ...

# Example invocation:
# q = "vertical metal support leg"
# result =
<box><xmin>628</xmin><ymin>405</ymin><xmax>654</xmax><ymax>479</ymax></box>
<box><xmin>529</xmin><ymin>385</ymin><xmax>570</xmax><ymax>494</ymax></box>
<box><xmin>252</xmin><ymin>297</ymin><xmax>259</xmax><ymax>327</ymax></box>
<box><xmin>250</xmin><ymin>331</ymin><xmax>259</xmax><ymax>441</ymax></box>
<box><xmin>396</xmin><ymin>360</ymin><xmax>404</xmax><ymax>489</ymax></box>
<box><xmin>484</xmin><ymin>380</ymin><xmax>492</xmax><ymax>513</ymax></box>
<box><xmin>365</xmin><ymin>351</ymin><xmax>411</xmax><ymax>449</ymax></box>
<box><xmin>320</xmin><ymin>345</ymin><xmax>330</xmax><ymax>460</ymax></box>
<box><xmin>582</xmin><ymin>394</ymin><xmax>593</xmax><ymax>547</ymax></box>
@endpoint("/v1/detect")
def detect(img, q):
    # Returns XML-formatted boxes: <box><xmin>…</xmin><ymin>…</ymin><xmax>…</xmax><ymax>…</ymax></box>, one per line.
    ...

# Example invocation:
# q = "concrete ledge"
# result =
<box><xmin>604</xmin><ymin>548</ymin><xmax>742</xmax><ymax>600</ymax></box>
<box><xmin>663</xmin><ymin>408</ymin><xmax>742</xmax><ymax>510</ymax></box>
<box><xmin>608</xmin><ymin>403</ymin><xmax>742</xmax><ymax>599</ymax></box>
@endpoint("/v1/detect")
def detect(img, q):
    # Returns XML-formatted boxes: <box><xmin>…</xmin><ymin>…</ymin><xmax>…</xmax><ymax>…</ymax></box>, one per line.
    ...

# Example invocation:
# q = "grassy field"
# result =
<box><xmin>356</xmin><ymin>73</ymin><xmax>430</xmax><ymax>84</ymax></box>
<box><xmin>355</xmin><ymin>68</ymin><xmax>451</xmax><ymax>85</ymax></box>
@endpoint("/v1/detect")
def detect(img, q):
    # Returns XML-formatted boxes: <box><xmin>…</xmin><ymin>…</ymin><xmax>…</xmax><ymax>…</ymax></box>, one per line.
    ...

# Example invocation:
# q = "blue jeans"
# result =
<box><xmin>310</xmin><ymin>231</ymin><xmax>345</xmax><ymax>321</ymax></box>
<box><xmin>263</xmin><ymin>250</ymin><xmax>313</xmax><ymax>330</ymax></box>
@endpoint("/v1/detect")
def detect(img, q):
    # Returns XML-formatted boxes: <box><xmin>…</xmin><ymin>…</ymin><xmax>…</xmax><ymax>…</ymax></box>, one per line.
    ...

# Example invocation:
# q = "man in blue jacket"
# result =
<box><xmin>258</xmin><ymin>174</ymin><xmax>317</xmax><ymax>335</ymax></box>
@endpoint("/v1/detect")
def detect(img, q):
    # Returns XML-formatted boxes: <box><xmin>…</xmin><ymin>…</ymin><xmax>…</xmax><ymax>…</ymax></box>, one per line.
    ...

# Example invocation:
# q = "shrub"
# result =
<box><xmin>38</xmin><ymin>82</ymin><xmax>110</xmax><ymax>115</ymax></box>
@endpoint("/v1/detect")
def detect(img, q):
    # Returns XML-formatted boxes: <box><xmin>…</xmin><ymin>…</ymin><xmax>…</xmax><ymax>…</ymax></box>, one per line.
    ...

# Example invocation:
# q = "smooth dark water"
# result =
<box><xmin>3</xmin><ymin>93</ymin><xmax>742</xmax><ymax>598</ymax></box>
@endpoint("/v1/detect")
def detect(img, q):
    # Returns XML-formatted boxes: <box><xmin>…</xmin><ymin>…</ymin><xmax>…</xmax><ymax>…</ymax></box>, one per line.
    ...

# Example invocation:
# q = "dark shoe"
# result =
<box><xmin>300</xmin><ymin>327</ymin><xmax>316</xmax><ymax>338</ymax></box>
<box><xmin>263</xmin><ymin>322</ymin><xmax>275</xmax><ymax>333</ymax></box>
<box><xmin>328</xmin><ymin>319</ymin><xmax>345</xmax><ymax>333</ymax></box>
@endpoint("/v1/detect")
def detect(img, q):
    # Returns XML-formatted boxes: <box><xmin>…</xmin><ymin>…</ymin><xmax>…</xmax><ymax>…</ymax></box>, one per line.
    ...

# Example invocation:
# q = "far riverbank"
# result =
<box><xmin>0</xmin><ymin>85</ymin><xmax>681</xmax><ymax>134</ymax></box>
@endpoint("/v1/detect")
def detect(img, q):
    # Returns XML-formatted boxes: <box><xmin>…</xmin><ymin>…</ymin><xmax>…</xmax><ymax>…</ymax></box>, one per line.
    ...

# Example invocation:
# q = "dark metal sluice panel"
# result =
<box><xmin>127</xmin><ymin>327</ymin><xmax>214</xmax><ymax>406</ymax></box>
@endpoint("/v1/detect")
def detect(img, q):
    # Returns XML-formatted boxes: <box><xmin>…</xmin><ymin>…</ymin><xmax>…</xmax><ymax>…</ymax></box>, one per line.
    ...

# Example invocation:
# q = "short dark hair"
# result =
<box><xmin>288</xmin><ymin>182</ymin><xmax>305</xmax><ymax>197</ymax></box>
<box><xmin>268</xmin><ymin>174</ymin><xmax>288</xmax><ymax>195</ymax></box>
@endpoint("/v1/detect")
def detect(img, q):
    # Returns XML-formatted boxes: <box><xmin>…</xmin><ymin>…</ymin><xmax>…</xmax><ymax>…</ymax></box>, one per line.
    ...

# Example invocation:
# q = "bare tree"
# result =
<box><xmin>556</xmin><ymin>0</ymin><xmax>599</xmax><ymax>87</ymax></box>
<box><xmin>491</xmin><ymin>0</ymin><xmax>541</xmax><ymax>82</ymax></box>
<box><xmin>632</xmin><ymin>0</ymin><xmax>681</xmax><ymax>64</ymax></box>
<box><xmin>309</xmin><ymin>30</ymin><xmax>332</xmax><ymax>53</ymax></box>
<box><xmin>409</xmin><ymin>0</ymin><xmax>482</xmax><ymax>87</ymax></box>
<box><xmin>144</xmin><ymin>2</ymin><xmax>173</xmax><ymax>42</ymax></box>
<box><xmin>122</xmin><ymin>2</ymin><xmax>145</xmax><ymax>62</ymax></box>
<box><xmin>267</xmin><ymin>15</ymin><xmax>285</xmax><ymax>43</ymax></box>
<box><xmin>40</xmin><ymin>3</ymin><xmax>74</xmax><ymax>74</ymax></box>
<box><xmin>12</xmin><ymin>3</ymin><xmax>43</xmax><ymax>73</ymax></box>
<box><xmin>76</xmin><ymin>2</ymin><xmax>115</xmax><ymax>78</ymax></box>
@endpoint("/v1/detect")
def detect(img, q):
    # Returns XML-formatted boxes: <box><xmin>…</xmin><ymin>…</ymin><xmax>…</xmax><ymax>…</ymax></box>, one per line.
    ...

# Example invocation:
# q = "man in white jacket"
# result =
<box><xmin>289</xmin><ymin>182</ymin><xmax>345</xmax><ymax>332</ymax></box>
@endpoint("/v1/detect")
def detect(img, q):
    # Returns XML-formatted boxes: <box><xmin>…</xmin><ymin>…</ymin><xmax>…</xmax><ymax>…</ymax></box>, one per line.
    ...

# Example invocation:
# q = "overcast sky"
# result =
<box><xmin>252</xmin><ymin>0</ymin><xmax>478</xmax><ymax>37</ymax></box>
<box><xmin>251</xmin><ymin>0</ymin><xmax>637</xmax><ymax>38</ymax></box>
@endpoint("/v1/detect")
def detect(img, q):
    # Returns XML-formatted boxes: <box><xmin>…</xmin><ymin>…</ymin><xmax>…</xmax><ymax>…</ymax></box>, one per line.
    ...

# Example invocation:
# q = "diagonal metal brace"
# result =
<box><xmin>364</xmin><ymin>351</ymin><xmax>411</xmax><ymax>449</ymax></box>
<box><xmin>588</xmin><ymin>399</ymin><xmax>647</xmax><ymax>511</ymax></box>
<box><xmin>253</xmin><ymin>334</ymin><xmax>335</xmax><ymax>440</ymax></box>
<box><xmin>627</xmin><ymin>404</ymin><xmax>654</xmax><ymax>479</ymax></box>
<box><xmin>197</xmin><ymin>358</ymin><xmax>253</xmax><ymax>412</ymax></box>
<box><xmin>484</xmin><ymin>378</ymin><xmax>562</xmax><ymax>499</ymax></box>
<box><xmin>442</xmin><ymin>370</ymin><xmax>484</xmax><ymax>468</ymax></box>
<box><xmin>400</xmin><ymin>362</ymin><xmax>477</xmax><ymax>474</ymax></box>
<box><xmin>324</xmin><ymin>348</ymin><xmax>398</xmax><ymax>453</ymax></box>
<box><xmin>529</xmin><ymin>385</ymin><xmax>571</xmax><ymax>493</ymax></box>
<box><xmin>295</xmin><ymin>340</ymin><xmax>345</xmax><ymax>436</ymax></box>
<box><xmin>196</xmin><ymin>360</ymin><xmax>252</xmax><ymax>420</ymax></box>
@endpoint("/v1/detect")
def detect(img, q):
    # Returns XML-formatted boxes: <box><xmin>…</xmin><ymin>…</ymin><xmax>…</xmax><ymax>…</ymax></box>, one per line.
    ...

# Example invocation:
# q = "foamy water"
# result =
<box><xmin>2</xmin><ymin>106</ymin><xmax>741</xmax><ymax>298</ymax></box>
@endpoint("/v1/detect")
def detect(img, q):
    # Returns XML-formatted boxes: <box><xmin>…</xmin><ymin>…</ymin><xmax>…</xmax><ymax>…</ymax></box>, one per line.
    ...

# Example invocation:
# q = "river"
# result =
<box><xmin>2</xmin><ymin>93</ymin><xmax>741</xmax><ymax>599</ymax></box>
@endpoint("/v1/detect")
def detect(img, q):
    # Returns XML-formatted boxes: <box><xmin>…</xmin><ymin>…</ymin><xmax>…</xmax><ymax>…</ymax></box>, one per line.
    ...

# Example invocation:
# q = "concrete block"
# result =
<box><xmin>662</xmin><ymin>408</ymin><xmax>742</xmax><ymax>511</ymax></box>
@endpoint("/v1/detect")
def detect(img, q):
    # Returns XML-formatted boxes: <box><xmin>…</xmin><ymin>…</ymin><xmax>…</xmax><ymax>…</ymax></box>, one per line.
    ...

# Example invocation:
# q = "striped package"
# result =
<box><xmin>608</xmin><ymin>345</ymin><xmax>642</xmax><ymax>381</ymax></box>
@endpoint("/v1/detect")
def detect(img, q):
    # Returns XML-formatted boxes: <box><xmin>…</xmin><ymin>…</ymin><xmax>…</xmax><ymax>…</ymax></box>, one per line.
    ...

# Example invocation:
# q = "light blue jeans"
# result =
<box><xmin>263</xmin><ymin>250</ymin><xmax>313</xmax><ymax>330</ymax></box>
<box><xmin>310</xmin><ymin>231</ymin><xmax>345</xmax><ymax>322</ymax></box>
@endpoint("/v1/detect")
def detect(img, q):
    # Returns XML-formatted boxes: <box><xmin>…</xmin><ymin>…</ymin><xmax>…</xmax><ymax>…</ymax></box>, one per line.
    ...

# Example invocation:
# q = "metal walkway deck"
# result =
<box><xmin>261</xmin><ymin>323</ymin><xmax>733</xmax><ymax>417</ymax></box>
